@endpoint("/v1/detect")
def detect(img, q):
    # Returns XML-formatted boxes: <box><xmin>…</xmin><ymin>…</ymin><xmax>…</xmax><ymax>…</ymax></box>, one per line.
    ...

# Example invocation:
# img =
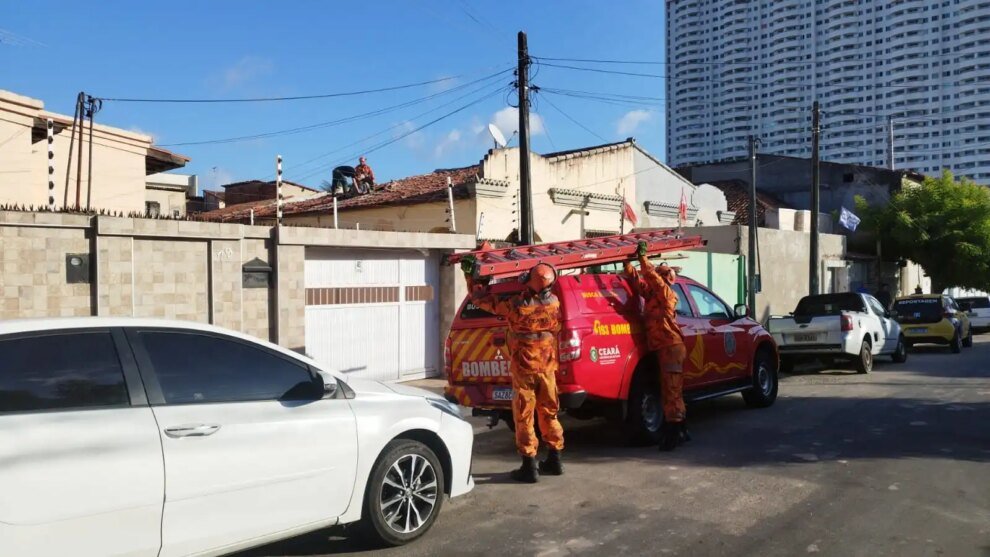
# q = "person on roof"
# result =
<box><xmin>461</xmin><ymin>258</ymin><xmax>565</xmax><ymax>483</ymax></box>
<box><xmin>623</xmin><ymin>241</ymin><xmax>689</xmax><ymax>451</ymax></box>
<box><xmin>354</xmin><ymin>156</ymin><xmax>375</xmax><ymax>194</ymax></box>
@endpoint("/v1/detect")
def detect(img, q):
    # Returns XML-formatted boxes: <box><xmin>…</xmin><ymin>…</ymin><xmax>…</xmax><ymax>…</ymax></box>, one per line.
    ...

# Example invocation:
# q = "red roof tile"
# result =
<box><xmin>707</xmin><ymin>180</ymin><xmax>789</xmax><ymax>225</ymax></box>
<box><xmin>198</xmin><ymin>165</ymin><xmax>479</xmax><ymax>223</ymax></box>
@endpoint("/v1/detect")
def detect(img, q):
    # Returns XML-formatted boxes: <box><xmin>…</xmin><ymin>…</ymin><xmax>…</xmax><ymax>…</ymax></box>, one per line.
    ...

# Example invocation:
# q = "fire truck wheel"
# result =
<box><xmin>626</xmin><ymin>370</ymin><xmax>663</xmax><ymax>446</ymax></box>
<box><xmin>743</xmin><ymin>347</ymin><xmax>778</xmax><ymax>408</ymax></box>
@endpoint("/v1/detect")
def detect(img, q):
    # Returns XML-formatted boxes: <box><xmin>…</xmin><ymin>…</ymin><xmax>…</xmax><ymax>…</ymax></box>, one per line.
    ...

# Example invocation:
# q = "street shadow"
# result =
<box><xmin>234</xmin><ymin>525</ymin><xmax>378</xmax><ymax>557</ymax></box>
<box><xmin>516</xmin><ymin>393</ymin><xmax>990</xmax><ymax>471</ymax></box>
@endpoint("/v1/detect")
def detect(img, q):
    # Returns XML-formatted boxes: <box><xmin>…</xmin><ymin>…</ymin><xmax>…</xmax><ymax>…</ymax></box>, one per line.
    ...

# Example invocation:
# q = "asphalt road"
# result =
<box><xmin>242</xmin><ymin>339</ymin><xmax>990</xmax><ymax>557</ymax></box>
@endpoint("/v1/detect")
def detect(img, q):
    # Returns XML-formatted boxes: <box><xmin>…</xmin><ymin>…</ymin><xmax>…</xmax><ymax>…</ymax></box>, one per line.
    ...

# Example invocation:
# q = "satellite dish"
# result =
<box><xmin>488</xmin><ymin>123</ymin><xmax>507</xmax><ymax>148</ymax></box>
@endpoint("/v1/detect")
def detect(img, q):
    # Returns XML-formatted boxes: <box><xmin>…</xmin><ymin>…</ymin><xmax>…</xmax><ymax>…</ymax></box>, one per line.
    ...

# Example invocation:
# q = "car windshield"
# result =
<box><xmin>957</xmin><ymin>297</ymin><xmax>990</xmax><ymax>309</ymax></box>
<box><xmin>793</xmin><ymin>293</ymin><xmax>865</xmax><ymax>316</ymax></box>
<box><xmin>893</xmin><ymin>298</ymin><xmax>943</xmax><ymax>323</ymax></box>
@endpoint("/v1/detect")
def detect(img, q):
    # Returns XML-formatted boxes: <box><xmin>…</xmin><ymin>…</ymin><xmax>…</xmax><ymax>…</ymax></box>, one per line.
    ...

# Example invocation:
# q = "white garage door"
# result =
<box><xmin>303</xmin><ymin>248</ymin><xmax>440</xmax><ymax>382</ymax></box>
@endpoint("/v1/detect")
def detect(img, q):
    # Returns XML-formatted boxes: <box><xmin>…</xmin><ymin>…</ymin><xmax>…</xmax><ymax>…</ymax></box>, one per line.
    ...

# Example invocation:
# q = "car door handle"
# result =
<box><xmin>164</xmin><ymin>424</ymin><xmax>221</xmax><ymax>438</ymax></box>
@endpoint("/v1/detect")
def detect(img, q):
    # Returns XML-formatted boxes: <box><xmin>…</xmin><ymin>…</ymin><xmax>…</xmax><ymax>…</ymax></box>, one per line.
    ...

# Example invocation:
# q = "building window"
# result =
<box><xmin>145</xmin><ymin>201</ymin><xmax>161</xmax><ymax>217</ymax></box>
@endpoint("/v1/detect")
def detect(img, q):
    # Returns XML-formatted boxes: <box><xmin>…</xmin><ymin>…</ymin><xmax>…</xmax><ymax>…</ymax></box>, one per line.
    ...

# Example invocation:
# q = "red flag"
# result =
<box><xmin>678</xmin><ymin>188</ymin><xmax>688</xmax><ymax>226</ymax></box>
<box><xmin>622</xmin><ymin>200</ymin><xmax>638</xmax><ymax>226</ymax></box>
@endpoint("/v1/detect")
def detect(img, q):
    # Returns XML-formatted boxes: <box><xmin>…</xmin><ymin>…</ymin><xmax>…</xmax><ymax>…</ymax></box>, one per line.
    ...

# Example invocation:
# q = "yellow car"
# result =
<box><xmin>892</xmin><ymin>294</ymin><xmax>973</xmax><ymax>353</ymax></box>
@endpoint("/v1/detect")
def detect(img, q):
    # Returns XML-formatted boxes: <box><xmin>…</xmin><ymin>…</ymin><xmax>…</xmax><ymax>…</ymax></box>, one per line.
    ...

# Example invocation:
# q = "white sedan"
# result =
<box><xmin>0</xmin><ymin>318</ymin><xmax>473</xmax><ymax>556</ymax></box>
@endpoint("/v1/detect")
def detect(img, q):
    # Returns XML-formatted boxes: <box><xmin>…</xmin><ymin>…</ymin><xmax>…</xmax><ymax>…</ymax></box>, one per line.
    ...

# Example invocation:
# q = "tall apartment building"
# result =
<box><xmin>665</xmin><ymin>0</ymin><xmax>990</xmax><ymax>182</ymax></box>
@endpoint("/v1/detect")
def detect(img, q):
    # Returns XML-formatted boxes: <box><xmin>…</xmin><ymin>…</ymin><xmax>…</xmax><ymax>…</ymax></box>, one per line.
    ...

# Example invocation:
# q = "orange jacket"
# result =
<box><xmin>624</xmin><ymin>255</ymin><xmax>684</xmax><ymax>350</ymax></box>
<box><xmin>355</xmin><ymin>163</ymin><xmax>375</xmax><ymax>183</ymax></box>
<box><xmin>467</xmin><ymin>277</ymin><xmax>561</xmax><ymax>375</ymax></box>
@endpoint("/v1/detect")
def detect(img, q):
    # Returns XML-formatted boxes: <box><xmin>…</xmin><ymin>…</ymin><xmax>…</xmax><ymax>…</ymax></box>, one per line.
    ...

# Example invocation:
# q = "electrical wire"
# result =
<box><xmin>537</xmin><ymin>92</ymin><xmax>608</xmax><ymax>143</ymax></box>
<box><xmin>267</xmin><ymin>76</ymin><xmax>514</xmax><ymax>180</ymax></box>
<box><xmin>159</xmin><ymin>67</ymin><xmax>513</xmax><ymax>147</ymax></box>
<box><xmin>98</xmin><ymin>75</ymin><xmax>466</xmax><ymax>103</ymax></box>
<box><xmin>537</xmin><ymin>59</ymin><xmax>971</xmax><ymax>90</ymax></box>
<box><xmin>292</xmin><ymin>85</ymin><xmax>509</xmax><ymax>183</ymax></box>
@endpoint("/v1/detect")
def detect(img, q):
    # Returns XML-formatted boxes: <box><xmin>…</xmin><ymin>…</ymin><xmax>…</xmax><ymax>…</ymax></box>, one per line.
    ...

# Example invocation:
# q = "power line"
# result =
<box><xmin>160</xmin><ymin>67</ymin><xmax>513</xmax><ymax>147</ymax></box>
<box><xmin>542</xmin><ymin>87</ymin><xmax>665</xmax><ymax>103</ymax></box>
<box><xmin>539</xmin><ymin>88</ymin><xmax>665</xmax><ymax>109</ymax></box>
<box><xmin>537</xmin><ymin>92</ymin><xmax>608</xmax><ymax>143</ymax></box>
<box><xmin>538</xmin><ymin>59</ymin><xmax>976</xmax><ymax>90</ymax></box>
<box><xmin>535</xmin><ymin>56</ymin><xmax>666</xmax><ymax>65</ymax></box>
<box><xmin>98</xmin><ymin>75</ymin><xmax>466</xmax><ymax>104</ymax></box>
<box><xmin>276</xmin><ymin>78</ymin><xmax>512</xmax><ymax>180</ymax></box>
<box><xmin>293</xmin><ymin>85</ymin><xmax>509</xmax><ymax>183</ymax></box>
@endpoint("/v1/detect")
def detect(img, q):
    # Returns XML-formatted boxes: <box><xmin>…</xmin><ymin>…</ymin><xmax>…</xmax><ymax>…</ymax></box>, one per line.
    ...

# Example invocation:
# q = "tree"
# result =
<box><xmin>856</xmin><ymin>171</ymin><xmax>990</xmax><ymax>294</ymax></box>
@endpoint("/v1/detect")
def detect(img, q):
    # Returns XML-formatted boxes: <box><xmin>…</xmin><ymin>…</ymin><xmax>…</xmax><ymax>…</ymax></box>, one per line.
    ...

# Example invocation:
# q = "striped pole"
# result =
<box><xmin>46</xmin><ymin>118</ymin><xmax>55</xmax><ymax>210</ymax></box>
<box><xmin>276</xmin><ymin>154</ymin><xmax>283</xmax><ymax>226</ymax></box>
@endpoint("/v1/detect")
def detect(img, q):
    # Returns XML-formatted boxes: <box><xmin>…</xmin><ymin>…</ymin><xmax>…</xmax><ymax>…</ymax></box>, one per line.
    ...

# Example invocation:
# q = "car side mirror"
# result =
<box><xmin>314</xmin><ymin>369</ymin><xmax>339</xmax><ymax>399</ymax></box>
<box><xmin>733</xmin><ymin>304</ymin><xmax>749</xmax><ymax>319</ymax></box>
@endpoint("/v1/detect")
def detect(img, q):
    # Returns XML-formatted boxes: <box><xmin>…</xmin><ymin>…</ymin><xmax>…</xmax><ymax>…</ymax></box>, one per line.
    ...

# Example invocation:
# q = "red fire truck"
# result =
<box><xmin>443</xmin><ymin>231</ymin><xmax>779</xmax><ymax>443</ymax></box>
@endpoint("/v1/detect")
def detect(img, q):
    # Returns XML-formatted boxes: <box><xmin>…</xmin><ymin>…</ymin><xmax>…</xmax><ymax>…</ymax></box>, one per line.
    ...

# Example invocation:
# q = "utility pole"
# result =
<box><xmin>810</xmin><ymin>101</ymin><xmax>821</xmax><ymax>296</ymax></box>
<box><xmin>74</xmin><ymin>92</ymin><xmax>84</xmax><ymax>208</ymax></box>
<box><xmin>748</xmin><ymin>135</ymin><xmax>760</xmax><ymax>318</ymax></box>
<box><xmin>516</xmin><ymin>30</ymin><xmax>534</xmax><ymax>245</ymax></box>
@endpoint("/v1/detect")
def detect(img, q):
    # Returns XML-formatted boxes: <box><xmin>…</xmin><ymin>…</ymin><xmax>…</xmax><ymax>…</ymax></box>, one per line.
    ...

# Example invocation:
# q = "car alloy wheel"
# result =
<box><xmin>380</xmin><ymin>454</ymin><xmax>439</xmax><ymax>535</ymax></box>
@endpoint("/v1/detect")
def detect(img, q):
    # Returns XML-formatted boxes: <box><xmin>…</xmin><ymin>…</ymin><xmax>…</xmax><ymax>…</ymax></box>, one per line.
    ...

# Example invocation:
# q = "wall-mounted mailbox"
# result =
<box><xmin>66</xmin><ymin>253</ymin><xmax>91</xmax><ymax>284</ymax></box>
<box><xmin>242</xmin><ymin>257</ymin><xmax>272</xmax><ymax>289</ymax></box>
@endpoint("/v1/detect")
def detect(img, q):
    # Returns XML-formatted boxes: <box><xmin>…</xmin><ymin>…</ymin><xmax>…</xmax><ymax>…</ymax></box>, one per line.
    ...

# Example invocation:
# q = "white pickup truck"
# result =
<box><xmin>767</xmin><ymin>292</ymin><xmax>907</xmax><ymax>374</ymax></box>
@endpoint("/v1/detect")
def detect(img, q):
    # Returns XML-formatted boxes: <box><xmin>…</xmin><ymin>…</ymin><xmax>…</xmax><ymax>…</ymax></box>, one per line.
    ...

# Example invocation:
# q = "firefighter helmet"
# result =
<box><xmin>524</xmin><ymin>263</ymin><xmax>557</xmax><ymax>293</ymax></box>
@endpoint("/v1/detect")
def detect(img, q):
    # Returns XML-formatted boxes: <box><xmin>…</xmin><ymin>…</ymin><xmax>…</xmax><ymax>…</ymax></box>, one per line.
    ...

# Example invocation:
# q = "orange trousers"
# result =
<box><xmin>511</xmin><ymin>370</ymin><xmax>565</xmax><ymax>457</ymax></box>
<box><xmin>659</xmin><ymin>343</ymin><xmax>687</xmax><ymax>423</ymax></box>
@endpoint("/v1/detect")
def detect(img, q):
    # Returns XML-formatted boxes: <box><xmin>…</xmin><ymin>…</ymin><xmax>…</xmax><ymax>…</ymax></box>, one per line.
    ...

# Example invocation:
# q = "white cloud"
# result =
<box><xmin>429</xmin><ymin>75</ymin><xmax>461</xmax><ymax>94</ymax></box>
<box><xmin>211</xmin><ymin>56</ymin><xmax>274</xmax><ymax>90</ymax></box>
<box><xmin>395</xmin><ymin>120</ymin><xmax>426</xmax><ymax>150</ymax></box>
<box><xmin>615</xmin><ymin>109</ymin><xmax>654</xmax><ymax>136</ymax></box>
<box><xmin>434</xmin><ymin>129</ymin><xmax>463</xmax><ymax>158</ymax></box>
<box><xmin>490</xmin><ymin>106</ymin><xmax>544</xmax><ymax>142</ymax></box>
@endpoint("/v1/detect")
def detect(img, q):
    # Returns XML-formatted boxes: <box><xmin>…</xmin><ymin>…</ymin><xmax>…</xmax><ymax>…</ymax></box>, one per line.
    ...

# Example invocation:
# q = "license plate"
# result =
<box><xmin>492</xmin><ymin>387</ymin><xmax>514</xmax><ymax>401</ymax></box>
<box><xmin>910</xmin><ymin>328</ymin><xmax>928</xmax><ymax>334</ymax></box>
<box><xmin>793</xmin><ymin>333</ymin><xmax>818</xmax><ymax>343</ymax></box>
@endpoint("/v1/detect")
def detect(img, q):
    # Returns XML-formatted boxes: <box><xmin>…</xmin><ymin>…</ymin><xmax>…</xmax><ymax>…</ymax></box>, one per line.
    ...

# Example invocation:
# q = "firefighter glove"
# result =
<box><xmin>637</xmin><ymin>241</ymin><xmax>648</xmax><ymax>257</ymax></box>
<box><xmin>460</xmin><ymin>255</ymin><xmax>476</xmax><ymax>275</ymax></box>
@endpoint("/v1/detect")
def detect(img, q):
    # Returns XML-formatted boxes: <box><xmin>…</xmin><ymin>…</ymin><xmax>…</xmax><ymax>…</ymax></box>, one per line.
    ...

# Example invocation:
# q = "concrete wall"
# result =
<box><xmin>682</xmin><ymin>225</ymin><xmax>847</xmax><ymax>322</ymax></box>
<box><xmin>0</xmin><ymin>211</ymin><xmax>475</xmax><ymax>359</ymax></box>
<box><xmin>1</xmin><ymin>90</ymin><xmax>160</xmax><ymax>214</ymax></box>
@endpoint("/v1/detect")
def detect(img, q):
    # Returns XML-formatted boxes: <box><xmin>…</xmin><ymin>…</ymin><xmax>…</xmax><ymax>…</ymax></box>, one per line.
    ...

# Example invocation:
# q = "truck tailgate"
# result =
<box><xmin>768</xmin><ymin>316</ymin><xmax>843</xmax><ymax>347</ymax></box>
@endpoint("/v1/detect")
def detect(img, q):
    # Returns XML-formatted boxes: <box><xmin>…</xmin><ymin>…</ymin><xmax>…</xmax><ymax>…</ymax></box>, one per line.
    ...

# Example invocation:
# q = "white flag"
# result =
<box><xmin>839</xmin><ymin>206</ymin><xmax>861</xmax><ymax>231</ymax></box>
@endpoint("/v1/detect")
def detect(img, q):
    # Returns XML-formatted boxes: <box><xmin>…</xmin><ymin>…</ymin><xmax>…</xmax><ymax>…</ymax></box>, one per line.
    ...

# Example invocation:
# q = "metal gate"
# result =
<box><xmin>303</xmin><ymin>247</ymin><xmax>439</xmax><ymax>382</ymax></box>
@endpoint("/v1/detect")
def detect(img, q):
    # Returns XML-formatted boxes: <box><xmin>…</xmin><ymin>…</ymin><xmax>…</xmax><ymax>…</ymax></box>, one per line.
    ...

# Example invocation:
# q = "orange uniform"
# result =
<box><xmin>467</xmin><ymin>277</ymin><xmax>565</xmax><ymax>458</ymax></box>
<box><xmin>624</xmin><ymin>254</ymin><xmax>687</xmax><ymax>423</ymax></box>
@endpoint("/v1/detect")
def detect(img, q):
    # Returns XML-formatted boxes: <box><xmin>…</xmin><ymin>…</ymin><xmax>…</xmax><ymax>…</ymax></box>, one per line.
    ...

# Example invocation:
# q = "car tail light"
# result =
<box><xmin>559</xmin><ymin>329</ymin><xmax>582</xmax><ymax>362</ymax></box>
<box><xmin>443</xmin><ymin>336</ymin><xmax>453</xmax><ymax>379</ymax></box>
<box><xmin>841</xmin><ymin>314</ymin><xmax>854</xmax><ymax>332</ymax></box>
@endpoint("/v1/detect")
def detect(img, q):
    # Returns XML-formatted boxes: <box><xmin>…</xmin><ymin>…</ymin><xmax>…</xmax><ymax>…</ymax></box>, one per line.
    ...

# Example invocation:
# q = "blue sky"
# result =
<box><xmin>2</xmin><ymin>0</ymin><xmax>666</xmax><ymax>191</ymax></box>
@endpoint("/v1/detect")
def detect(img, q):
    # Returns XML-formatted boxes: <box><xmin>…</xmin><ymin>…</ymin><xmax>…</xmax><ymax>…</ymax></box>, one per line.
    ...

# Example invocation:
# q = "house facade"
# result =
<box><xmin>202</xmin><ymin>140</ymin><xmax>730</xmax><ymax>241</ymax></box>
<box><xmin>0</xmin><ymin>90</ymin><xmax>189</xmax><ymax>214</ymax></box>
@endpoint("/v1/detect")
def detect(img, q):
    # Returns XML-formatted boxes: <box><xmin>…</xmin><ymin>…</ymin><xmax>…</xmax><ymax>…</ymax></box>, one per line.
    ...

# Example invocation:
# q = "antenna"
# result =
<box><xmin>488</xmin><ymin>123</ymin><xmax>508</xmax><ymax>149</ymax></box>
